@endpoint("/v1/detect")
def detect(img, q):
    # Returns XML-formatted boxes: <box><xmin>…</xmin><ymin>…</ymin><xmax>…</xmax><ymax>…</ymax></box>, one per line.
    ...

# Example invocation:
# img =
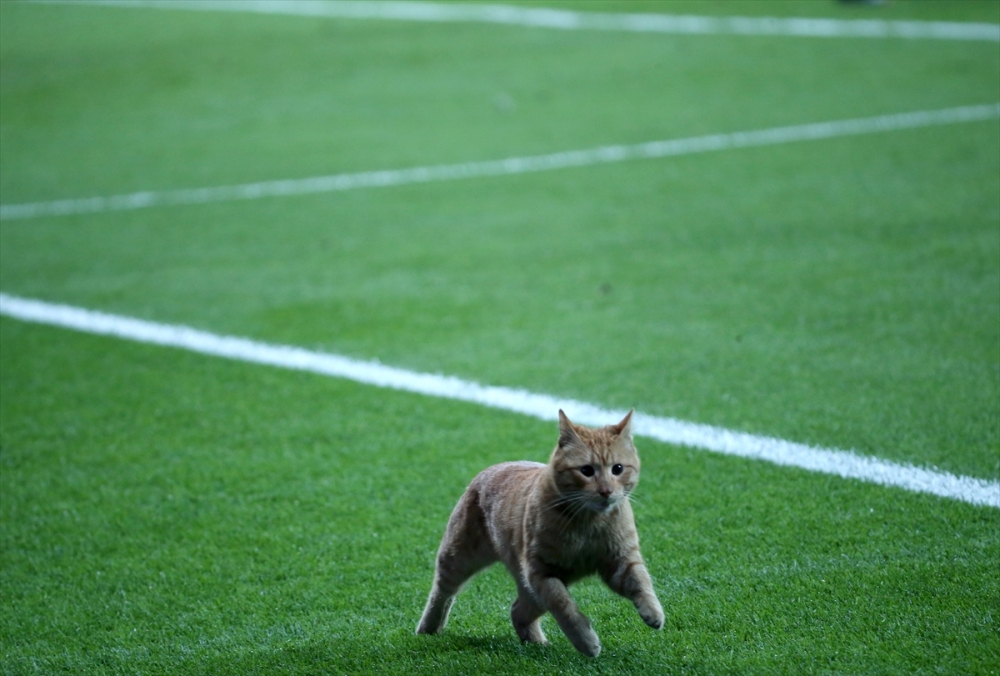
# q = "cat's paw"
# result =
<box><xmin>513</xmin><ymin>619</ymin><xmax>547</xmax><ymax>644</ymax></box>
<box><xmin>569</xmin><ymin>627</ymin><xmax>602</xmax><ymax>657</ymax></box>
<box><xmin>638</xmin><ymin>596</ymin><xmax>665</xmax><ymax>630</ymax></box>
<box><xmin>415</xmin><ymin>617</ymin><xmax>441</xmax><ymax>635</ymax></box>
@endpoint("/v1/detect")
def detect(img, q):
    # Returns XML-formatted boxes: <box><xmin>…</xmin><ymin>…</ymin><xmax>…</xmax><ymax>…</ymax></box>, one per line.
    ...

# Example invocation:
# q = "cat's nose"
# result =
<box><xmin>598</xmin><ymin>486</ymin><xmax>612</xmax><ymax>498</ymax></box>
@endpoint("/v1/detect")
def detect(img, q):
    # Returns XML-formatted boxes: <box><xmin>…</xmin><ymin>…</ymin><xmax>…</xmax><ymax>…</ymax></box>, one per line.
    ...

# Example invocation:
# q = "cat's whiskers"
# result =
<box><xmin>547</xmin><ymin>491</ymin><xmax>588</xmax><ymax>512</ymax></box>
<box><xmin>545</xmin><ymin>491</ymin><xmax>596</xmax><ymax>525</ymax></box>
<box><xmin>561</xmin><ymin>499</ymin><xmax>594</xmax><ymax>528</ymax></box>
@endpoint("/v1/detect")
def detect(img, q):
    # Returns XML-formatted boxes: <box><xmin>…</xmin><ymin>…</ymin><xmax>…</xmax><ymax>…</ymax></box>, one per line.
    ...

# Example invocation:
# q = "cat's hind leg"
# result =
<box><xmin>416</xmin><ymin>490</ymin><xmax>496</xmax><ymax>635</ymax></box>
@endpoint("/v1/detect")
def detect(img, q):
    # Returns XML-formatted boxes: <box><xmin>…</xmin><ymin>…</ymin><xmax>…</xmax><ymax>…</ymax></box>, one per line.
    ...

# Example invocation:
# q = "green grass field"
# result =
<box><xmin>2</xmin><ymin>1</ymin><xmax>999</xmax><ymax>674</ymax></box>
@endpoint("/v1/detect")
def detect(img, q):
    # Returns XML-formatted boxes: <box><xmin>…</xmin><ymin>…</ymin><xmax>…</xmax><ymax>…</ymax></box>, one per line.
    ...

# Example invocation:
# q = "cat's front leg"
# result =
<box><xmin>527</xmin><ymin>571</ymin><xmax>601</xmax><ymax>657</ymax></box>
<box><xmin>602</xmin><ymin>556</ymin><xmax>665</xmax><ymax>630</ymax></box>
<box><xmin>511</xmin><ymin>584</ymin><xmax>547</xmax><ymax>645</ymax></box>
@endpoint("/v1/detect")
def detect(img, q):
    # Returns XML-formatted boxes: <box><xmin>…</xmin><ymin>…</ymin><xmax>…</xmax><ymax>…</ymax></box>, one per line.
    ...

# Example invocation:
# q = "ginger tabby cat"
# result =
<box><xmin>416</xmin><ymin>409</ymin><xmax>663</xmax><ymax>657</ymax></box>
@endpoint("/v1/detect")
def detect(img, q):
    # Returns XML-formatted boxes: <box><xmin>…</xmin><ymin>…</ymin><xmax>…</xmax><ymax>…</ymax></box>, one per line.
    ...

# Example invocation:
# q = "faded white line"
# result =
<box><xmin>3</xmin><ymin>103</ymin><xmax>998</xmax><ymax>221</ymax></box>
<box><xmin>1</xmin><ymin>292</ymin><xmax>997</xmax><ymax>509</ymax></box>
<box><xmin>38</xmin><ymin>0</ymin><xmax>1000</xmax><ymax>42</ymax></box>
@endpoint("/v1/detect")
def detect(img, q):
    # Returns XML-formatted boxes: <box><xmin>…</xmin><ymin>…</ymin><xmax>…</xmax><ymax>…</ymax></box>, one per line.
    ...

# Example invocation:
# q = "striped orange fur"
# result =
<box><xmin>416</xmin><ymin>409</ymin><xmax>663</xmax><ymax>657</ymax></box>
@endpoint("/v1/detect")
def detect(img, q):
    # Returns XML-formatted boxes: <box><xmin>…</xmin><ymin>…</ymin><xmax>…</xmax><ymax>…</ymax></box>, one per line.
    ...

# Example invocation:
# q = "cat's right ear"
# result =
<box><xmin>558</xmin><ymin>409</ymin><xmax>584</xmax><ymax>449</ymax></box>
<box><xmin>610</xmin><ymin>408</ymin><xmax>634</xmax><ymax>439</ymax></box>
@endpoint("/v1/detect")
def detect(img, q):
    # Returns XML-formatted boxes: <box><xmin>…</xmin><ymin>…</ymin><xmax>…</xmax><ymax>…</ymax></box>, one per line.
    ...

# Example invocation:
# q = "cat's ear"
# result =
<box><xmin>610</xmin><ymin>408</ymin><xmax>634</xmax><ymax>439</ymax></box>
<box><xmin>558</xmin><ymin>409</ymin><xmax>584</xmax><ymax>449</ymax></box>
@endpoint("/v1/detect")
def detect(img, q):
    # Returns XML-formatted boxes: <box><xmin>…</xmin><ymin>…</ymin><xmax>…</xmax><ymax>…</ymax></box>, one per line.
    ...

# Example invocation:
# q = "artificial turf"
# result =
<box><xmin>1</xmin><ymin>0</ymin><xmax>998</xmax><ymax>674</ymax></box>
<box><xmin>2</xmin><ymin>318</ymin><xmax>998</xmax><ymax>675</ymax></box>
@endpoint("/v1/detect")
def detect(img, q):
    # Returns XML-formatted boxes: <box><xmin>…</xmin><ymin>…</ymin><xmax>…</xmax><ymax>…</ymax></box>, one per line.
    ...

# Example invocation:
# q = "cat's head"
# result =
<box><xmin>549</xmin><ymin>409</ymin><xmax>640</xmax><ymax>515</ymax></box>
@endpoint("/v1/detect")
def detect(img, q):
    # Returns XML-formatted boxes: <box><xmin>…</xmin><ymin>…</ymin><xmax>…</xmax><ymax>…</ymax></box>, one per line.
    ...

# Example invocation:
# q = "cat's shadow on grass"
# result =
<box><xmin>196</xmin><ymin>628</ymin><xmax>682</xmax><ymax>676</ymax></box>
<box><xmin>197</xmin><ymin>631</ymin><xmax>581</xmax><ymax>675</ymax></box>
<box><xmin>419</xmin><ymin>631</ymin><xmax>554</xmax><ymax>658</ymax></box>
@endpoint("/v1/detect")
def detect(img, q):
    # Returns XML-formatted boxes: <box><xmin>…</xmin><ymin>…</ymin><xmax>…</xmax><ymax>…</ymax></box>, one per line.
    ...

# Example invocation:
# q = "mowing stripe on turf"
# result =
<box><xmin>36</xmin><ymin>0</ymin><xmax>1000</xmax><ymax>42</ymax></box>
<box><xmin>2</xmin><ymin>292</ymin><xmax>997</xmax><ymax>509</ymax></box>
<box><xmin>2</xmin><ymin>103</ymin><xmax>998</xmax><ymax>222</ymax></box>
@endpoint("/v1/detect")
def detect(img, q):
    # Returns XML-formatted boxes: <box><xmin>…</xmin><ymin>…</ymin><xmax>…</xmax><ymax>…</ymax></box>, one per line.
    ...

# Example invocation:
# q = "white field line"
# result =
<box><xmin>38</xmin><ymin>0</ymin><xmax>1000</xmax><ymax>42</ymax></box>
<box><xmin>3</xmin><ymin>103</ymin><xmax>998</xmax><ymax>222</ymax></box>
<box><xmin>1</xmin><ymin>292</ymin><xmax>997</xmax><ymax>509</ymax></box>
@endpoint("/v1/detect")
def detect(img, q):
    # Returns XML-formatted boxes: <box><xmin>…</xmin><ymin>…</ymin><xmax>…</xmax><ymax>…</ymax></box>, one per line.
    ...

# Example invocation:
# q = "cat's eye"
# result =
<box><xmin>612</xmin><ymin>464</ymin><xmax>624</xmax><ymax>476</ymax></box>
<box><xmin>579</xmin><ymin>465</ymin><xmax>595</xmax><ymax>477</ymax></box>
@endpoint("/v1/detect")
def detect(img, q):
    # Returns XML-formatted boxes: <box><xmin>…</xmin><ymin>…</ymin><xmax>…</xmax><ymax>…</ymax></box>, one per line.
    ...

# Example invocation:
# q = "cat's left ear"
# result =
<box><xmin>610</xmin><ymin>408</ymin><xmax>634</xmax><ymax>439</ymax></box>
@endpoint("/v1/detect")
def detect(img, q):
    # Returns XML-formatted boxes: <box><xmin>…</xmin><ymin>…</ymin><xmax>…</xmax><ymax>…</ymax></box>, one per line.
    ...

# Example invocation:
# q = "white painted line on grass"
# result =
<box><xmin>2</xmin><ymin>292</ymin><xmax>997</xmax><ymax>509</ymax></box>
<box><xmin>3</xmin><ymin>103</ymin><xmax>998</xmax><ymax>221</ymax></box>
<box><xmin>39</xmin><ymin>0</ymin><xmax>1000</xmax><ymax>42</ymax></box>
